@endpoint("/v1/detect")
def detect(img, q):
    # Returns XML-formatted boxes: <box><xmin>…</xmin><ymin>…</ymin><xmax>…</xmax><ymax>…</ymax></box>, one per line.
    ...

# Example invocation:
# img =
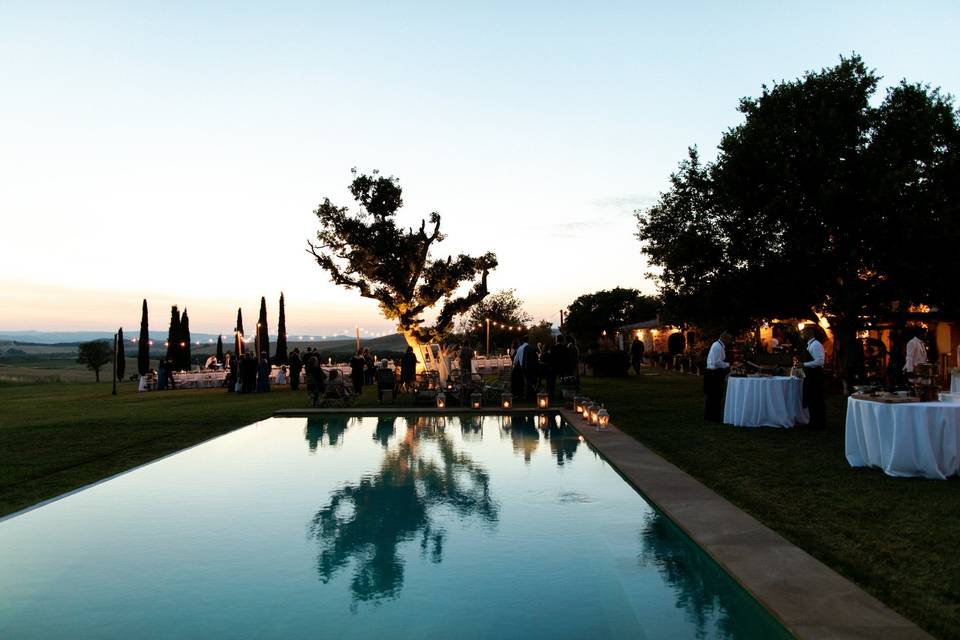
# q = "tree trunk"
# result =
<box><xmin>94</xmin><ymin>368</ymin><xmax>100</xmax><ymax>382</ymax></box>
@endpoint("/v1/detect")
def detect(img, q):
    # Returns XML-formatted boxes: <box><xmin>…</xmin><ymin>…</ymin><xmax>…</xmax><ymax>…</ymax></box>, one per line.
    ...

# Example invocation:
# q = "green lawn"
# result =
<box><xmin>2</xmin><ymin>373</ymin><xmax>957</xmax><ymax>638</ymax></box>
<box><xmin>580</xmin><ymin>371</ymin><xmax>959</xmax><ymax>640</ymax></box>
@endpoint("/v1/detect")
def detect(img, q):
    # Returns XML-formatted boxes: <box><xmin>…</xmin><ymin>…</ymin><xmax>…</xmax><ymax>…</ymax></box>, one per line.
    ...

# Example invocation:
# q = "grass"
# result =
<box><xmin>580</xmin><ymin>371</ymin><xmax>959</xmax><ymax>640</ymax></box>
<box><xmin>0</xmin><ymin>381</ymin><xmax>385</xmax><ymax>517</ymax></box>
<box><xmin>2</xmin><ymin>371</ymin><xmax>957</xmax><ymax>637</ymax></box>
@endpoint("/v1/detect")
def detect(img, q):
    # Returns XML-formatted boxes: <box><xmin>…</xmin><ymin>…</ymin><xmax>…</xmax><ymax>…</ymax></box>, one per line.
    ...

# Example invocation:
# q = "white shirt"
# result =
<box><xmin>706</xmin><ymin>340</ymin><xmax>729</xmax><ymax>370</ymax></box>
<box><xmin>804</xmin><ymin>338</ymin><xmax>825</xmax><ymax>368</ymax></box>
<box><xmin>513</xmin><ymin>343</ymin><xmax>528</xmax><ymax>366</ymax></box>
<box><xmin>904</xmin><ymin>337</ymin><xmax>928</xmax><ymax>373</ymax></box>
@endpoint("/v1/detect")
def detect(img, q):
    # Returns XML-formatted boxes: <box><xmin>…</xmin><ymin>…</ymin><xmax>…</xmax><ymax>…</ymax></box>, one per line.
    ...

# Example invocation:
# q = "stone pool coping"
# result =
<box><xmin>278</xmin><ymin>406</ymin><xmax>930</xmax><ymax>639</ymax></box>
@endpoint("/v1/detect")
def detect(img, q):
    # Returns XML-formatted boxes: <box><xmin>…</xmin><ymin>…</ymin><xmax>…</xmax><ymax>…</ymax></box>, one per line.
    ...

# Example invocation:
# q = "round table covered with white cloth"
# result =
<box><xmin>723</xmin><ymin>376</ymin><xmax>809</xmax><ymax>428</ymax></box>
<box><xmin>950</xmin><ymin>369</ymin><xmax>960</xmax><ymax>393</ymax></box>
<box><xmin>845</xmin><ymin>396</ymin><xmax>960</xmax><ymax>479</ymax></box>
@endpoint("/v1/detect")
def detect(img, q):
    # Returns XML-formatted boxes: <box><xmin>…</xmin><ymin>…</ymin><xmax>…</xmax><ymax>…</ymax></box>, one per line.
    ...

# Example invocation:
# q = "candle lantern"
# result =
<box><xmin>573</xmin><ymin>395</ymin><xmax>587</xmax><ymax>414</ymax></box>
<box><xmin>538</xmin><ymin>414</ymin><xmax>549</xmax><ymax>428</ymax></box>
<box><xmin>537</xmin><ymin>392</ymin><xmax>549</xmax><ymax>409</ymax></box>
<box><xmin>589</xmin><ymin>403</ymin><xmax>600</xmax><ymax>426</ymax></box>
<box><xmin>597</xmin><ymin>406</ymin><xmax>610</xmax><ymax>430</ymax></box>
<box><xmin>471</xmin><ymin>392</ymin><xmax>482</xmax><ymax>409</ymax></box>
<box><xmin>501</xmin><ymin>392</ymin><xmax>513</xmax><ymax>409</ymax></box>
<box><xmin>436</xmin><ymin>392</ymin><xmax>446</xmax><ymax>409</ymax></box>
<box><xmin>585</xmin><ymin>402</ymin><xmax>597</xmax><ymax>423</ymax></box>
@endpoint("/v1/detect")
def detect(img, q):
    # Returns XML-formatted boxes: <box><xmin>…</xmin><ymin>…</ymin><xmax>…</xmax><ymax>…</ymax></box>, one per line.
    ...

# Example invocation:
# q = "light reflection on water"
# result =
<box><xmin>0</xmin><ymin>415</ymin><xmax>790</xmax><ymax>639</ymax></box>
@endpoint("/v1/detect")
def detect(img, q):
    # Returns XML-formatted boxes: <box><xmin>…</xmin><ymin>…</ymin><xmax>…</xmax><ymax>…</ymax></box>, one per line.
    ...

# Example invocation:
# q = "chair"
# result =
<box><xmin>414</xmin><ymin>372</ymin><xmax>440</xmax><ymax>406</ymax></box>
<box><xmin>376</xmin><ymin>367</ymin><xmax>398</xmax><ymax>403</ymax></box>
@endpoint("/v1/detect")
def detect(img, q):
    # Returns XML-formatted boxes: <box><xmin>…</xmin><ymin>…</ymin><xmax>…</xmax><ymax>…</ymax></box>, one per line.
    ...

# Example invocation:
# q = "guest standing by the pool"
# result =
<box><xmin>362</xmin><ymin>348</ymin><xmax>374</xmax><ymax>385</ymax></box>
<box><xmin>510</xmin><ymin>338</ymin><xmax>524</xmax><ymax>396</ymax></box>
<box><xmin>241</xmin><ymin>352</ymin><xmax>257</xmax><ymax>393</ymax></box>
<box><xmin>305</xmin><ymin>355</ymin><xmax>323</xmax><ymax>406</ymax></box>
<box><xmin>401</xmin><ymin>346</ymin><xmax>417</xmax><ymax>391</ymax></box>
<box><xmin>225</xmin><ymin>352</ymin><xmax>237</xmax><ymax>392</ymax></box>
<box><xmin>704</xmin><ymin>331</ymin><xmax>731</xmax><ymax>422</ymax></box>
<box><xmin>289</xmin><ymin>348</ymin><xmax>302</xmax><ymax>391</ymax></box>
<box><xmin>350</xmin><ymin>349</ymin><xmax>366</xmax><ymax>396</ymax></box>
<box><xmin>157</xmin><ymin>358</ymin><xmax>167</xmax><ymax>390</ymax></box>
<box><xmin>566</xmin><ymin>335</ymin><xmax>580</xmax><ymax>392</ymax></box>
<box><xmin>256</xmin><ymin>352</ymin><xmax>271</xmax><ymax>393</ymax></box>
<box><xmin>548</xmin><ymin>335</ymin><xmax>568</xmax><ymax>399</ymax></box>
<box><xmin>459</xmin><ymin>341</ymin><xmax>474</xmax><ymax>376</ymax></box>
<box><xmin>799</xmin><ymin>327</ymin><xmax>825</xmax><ymax>429</ymax></box>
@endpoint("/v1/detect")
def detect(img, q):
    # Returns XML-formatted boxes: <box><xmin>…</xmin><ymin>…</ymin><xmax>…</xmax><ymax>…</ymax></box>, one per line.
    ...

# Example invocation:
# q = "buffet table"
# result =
<box><xmin>723</xmin><ymin>376</ymin><xmax>809</xmax><ymax>428</ymax></box>
<box><xmin>845</xmin><ymin>396</ymin><xmax>960</xmax><ymax>479</ymax></box>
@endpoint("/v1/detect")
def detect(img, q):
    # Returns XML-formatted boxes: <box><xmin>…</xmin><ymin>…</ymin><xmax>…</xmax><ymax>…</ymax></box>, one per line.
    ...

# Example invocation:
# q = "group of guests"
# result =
<box><xmin>224</xmin><ymin>350</ymin><xmax>272</xmax><ymax>393</ymax></box>
<box><xmin>508</xmin><ymin>334</ymin><xmax>581</xmax><ymax>401</ymax></box>
<box><xmin>703</xmin><ymin>327</ymin><xmax>828</xmax><ymax>429</ymax></box>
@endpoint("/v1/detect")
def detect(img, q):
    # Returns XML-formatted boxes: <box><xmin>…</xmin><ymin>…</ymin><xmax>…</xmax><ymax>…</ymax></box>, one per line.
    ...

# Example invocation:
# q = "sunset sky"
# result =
<box><xmin>2</xmin><ymin>1</ymin><xmax>957</xmax><ymax>335</ymax></box>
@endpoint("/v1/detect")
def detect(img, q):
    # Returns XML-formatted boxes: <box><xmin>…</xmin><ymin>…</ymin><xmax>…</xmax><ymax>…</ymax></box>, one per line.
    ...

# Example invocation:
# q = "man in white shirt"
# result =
<box><xmin>704</xmin><ymin>332</ymin><xmax>731</xmax><ymax>422</ymax></box>
<box><xmin>903</xmin><ymin>328</ymin><xmax>928</xmax><ymax>374</ymax></box>
<box><xmin>800</xmin><ymin>328</ymin><xmax>826</xmax><ymax>428</ymax></box>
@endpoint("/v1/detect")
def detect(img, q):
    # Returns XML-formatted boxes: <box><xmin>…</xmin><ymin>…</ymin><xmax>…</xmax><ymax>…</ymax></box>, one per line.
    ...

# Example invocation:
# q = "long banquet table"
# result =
<box><xmin>845</xmin><ymin>396</ymin><xmax>960</xmax><ymax>479</ymax></box>
<box><xmin>723</xmin><ymin>376</ymin><xmax>809</xmax><ymax>428</ymax></box>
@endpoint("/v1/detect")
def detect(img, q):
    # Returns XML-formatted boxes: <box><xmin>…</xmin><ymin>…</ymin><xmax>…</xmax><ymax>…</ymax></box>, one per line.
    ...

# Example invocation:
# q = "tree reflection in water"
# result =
<box><xmin>304</xmin><ymin>416</ymin><xmax>353</xmax><ymax>452</ymax></box>
<box><xmin>639</xmin><ymin>511</ymin><xmax>779</xmax><ymax>640</ymax></box>
<box><xmin>307</xmin><ymin>416</ymin><xmax>499</xmax><ymax>606</ymax></box>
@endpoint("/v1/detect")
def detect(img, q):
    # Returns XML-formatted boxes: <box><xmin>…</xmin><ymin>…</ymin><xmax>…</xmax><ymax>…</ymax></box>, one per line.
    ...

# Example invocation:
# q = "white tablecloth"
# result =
<box><xmin>951</xmin><ymin>370</ymin><xmax>960</xmax><ymax>393</ymax></box>
<box><xmin>845</xmin><ymin>396</ymin><xmax>960</xmax><ymax>479</ymax></box>
<box><xmin>723</xmin><ymin>376</ymin><xmax>809</xmax><ymax>428</ymax></box>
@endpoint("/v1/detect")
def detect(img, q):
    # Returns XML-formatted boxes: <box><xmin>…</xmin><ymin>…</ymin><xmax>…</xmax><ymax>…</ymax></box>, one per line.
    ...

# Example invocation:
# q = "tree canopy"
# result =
<box><xmin>77</xmin><ymin>340</ymin><xmax>112</xmax><ymax>382</ymax></box>
<box><xmin>459</xmin><ymin>289</ymin><xmax>532</xmax><ymax>350</ymax></box>
<box><xmin>308</xmin><ymin>170</ymin><xmax>498</xmax><ymax>345</ymax></box>
<box><xmin>637</xmin><ymin>55</ymin><xmax>960</xmax><ymax>340</ymax></box>
<box><xmin>564</xmin><ymin>288</ymin><xmax>659</xmax><ymax>346</ymax></box>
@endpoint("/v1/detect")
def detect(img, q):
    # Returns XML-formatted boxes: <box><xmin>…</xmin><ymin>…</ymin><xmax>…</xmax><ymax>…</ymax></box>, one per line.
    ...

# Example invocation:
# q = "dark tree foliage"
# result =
<box><xmin>275</xmin><ymin>292</ymin><xmax>288</xmax><ymax>365</ymax></box>
<box><xmin>137</xmin><ymin>299</ymin><xmax>150</xmax><ymax>376</ymax></box>
<box><xmin>216</xmin><ymin>335</ymin><xmax>224</xmax><ymax>364</ymax></box>
<box><xmin>257</xmin><ymin>296</ymin><xmax>270</xmax><ymax>360</ymax></box>
<box><xmin>116</xmin><ymin>327</ymin><xmax>126</xmax><ymax>381</ymax></box>
<box><xmin>308</xmin><ymin>169</ymin><xmax>498</xmax><ymax>346</ymax></box>
<box><xmin>166</xmin><ymin>306</ymin><xmax>181</xmax><ymax>363</ymax></box>
<box><xmin>235</xmin><ymin>308</ymin><xmax>244</xmax><ymax>357</ymax></box>
<box><xmin>564</xmin><ymin>288</ymin><xmax>660</xmax><ymax>346</ymax></box>
<box><xmin>77</xmin><ymin>339</ymin><xmax>112</xmax><ymax>382</ymax></box>
<box><xmin>180</xmin><ymin>308</ymin><xmax>192</xmax><ymax>370</ymax></box>
<box><xmin>459</xmin><ymin>289</ymin><xmax>532</xmax><ymax>350</ymax></box>
<box><xmin>637</xmin><ymin>55</ymin><xmax>960</xmax><ymax>351</ymax></box>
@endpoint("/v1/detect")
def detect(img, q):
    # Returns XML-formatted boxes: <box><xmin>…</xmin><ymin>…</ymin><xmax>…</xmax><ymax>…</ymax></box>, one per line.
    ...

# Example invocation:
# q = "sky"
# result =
<box><xmin>1</xmin><ymin>1</ymin><xmax>958</xmax><ymax>336</ymax></box>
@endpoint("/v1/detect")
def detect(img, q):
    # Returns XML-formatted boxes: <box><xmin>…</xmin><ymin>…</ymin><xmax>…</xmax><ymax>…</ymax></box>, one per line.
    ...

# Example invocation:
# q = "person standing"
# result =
<box><xmin>519</xmin><ymin>335</ymin><xmax>538</xmax><ymax>401</ymax></box>
<box><xmin>704</xmin><ymin>332</ymin><xmax>731</xmax><ymax>422</ymax></box>
<box><xmin>289</xmin><ymin>348</ymin><xmax>302</xmax><ymax>391</ymax></box>
<box><xmin>401</xmin><ymin>346</ymin><xmax>417</xmax><ymax>392</ymax></box>
<box><xmin>903</xmin><ymin>327</ymin><xmax>929</xmax><ymax>375</ymax></box>
<box><xmin>226</xmin><ymin>352</ymin><xmax>237</xmax><ymax>392</ymax></box>
<box><xmin>459</xmin><ymin>341</ymin><xmax>475</xmax><ymax>377</ymax></box>
<box><xmin>548</xmin><ymin>335</ymin><xmax>568</xmax><ymax>399</ymax></box>
<box><xmin>799</xmin><ymin>327</ymin><xmax>826</xmax><ymax>429</ymax></box>
<box><xmin>630</xmin><ymin>336</ymin><xmax>645</xmax><ymax>374</ymax></box>
<box><xmin>362</xmin><ymin>348</ymin><xmax>374</xmax><ymax>385</ymax></box>
<box><xmin>256</xmin><ymin>352</ymin><xmax>271</xmax><ymax>393</ymax></box>
<box><xmin>566</xmin><ymin>336</ymin><xmax>580</xmax><ymax>392</ymax></box>
<box><xmin>350</xmin><ymin>349</ymin><xmax>366</xmax><ymax>396</ymax></box>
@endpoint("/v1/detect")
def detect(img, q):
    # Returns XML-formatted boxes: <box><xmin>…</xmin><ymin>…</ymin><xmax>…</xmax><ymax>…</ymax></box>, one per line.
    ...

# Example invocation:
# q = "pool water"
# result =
<box><xmin>0</xmin><ymin>415</ymin><xmax>791</xmax><ymax>639</ymax></box>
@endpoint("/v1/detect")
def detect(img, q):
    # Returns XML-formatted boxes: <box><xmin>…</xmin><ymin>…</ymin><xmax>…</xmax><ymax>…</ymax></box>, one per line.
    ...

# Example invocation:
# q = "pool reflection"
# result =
<box><xmin>305</xmin><ymin>415</ymin><xmax>353</xmax><ymax>451</ymax></box>
<box><xmin>639</xmin><ymin>512</ymin><xmax>791</xmax><ymax>639</ymax></box>
<box><xmin>307</xmin><ymin>417</ymin><xmax>500</xmax><ymax>606</ymax></box>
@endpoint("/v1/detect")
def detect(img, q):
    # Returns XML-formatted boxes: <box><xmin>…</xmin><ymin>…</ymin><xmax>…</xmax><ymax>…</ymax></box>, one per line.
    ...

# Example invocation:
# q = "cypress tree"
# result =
<box><xmin>257</xmin><ymin>296</ymin><xmax>270</xmax><ymax>360</ymax></box>
<box><xmin>166</xmin><ymin>306</ymin><xmax>181</xmax><ymax>363</ymax></box>
<box><xmin>235</xmin><ymin>308</ymin><xmax>244</xmax><ymax>356</ymax></box>
<box><xmin>275</xmin><ymin>292</ymin><xmax>288</xmax><ymax>365</ymax></box>
<box><xmin>216</xmin><ymin>335</ymin><xmax>224</xmax><ymax>364</ymax></box>
<box><xmin>116</xmin><ymin>327</ymin><xmax>126</xmax><ymax>381</ymax></box>
<box><xmin>180</xmin><ymin>308</ymin><xmax>192</xmax><ymax>370</ymax></box>
<box><xmin>137</xmin><ymin>299</ymin><xmax>150</xmax><ymax>375</ymax></box>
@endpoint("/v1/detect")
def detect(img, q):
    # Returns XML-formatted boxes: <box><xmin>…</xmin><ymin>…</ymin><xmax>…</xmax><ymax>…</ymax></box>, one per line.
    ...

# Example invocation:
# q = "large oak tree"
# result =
<box><xmin>308</xmin><ymin>170</ymin><xmax>497</xmax><ymax>354</ymax></box>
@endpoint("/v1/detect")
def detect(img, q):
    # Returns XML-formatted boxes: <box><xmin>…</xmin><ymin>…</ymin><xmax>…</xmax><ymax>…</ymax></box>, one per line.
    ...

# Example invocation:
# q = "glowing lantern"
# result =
<box><xmin>573</xmin><ymin>395</ymin><xmax>587</xmax><ymax>414</ymax></box>
<box><xmin>501</xmin><ymin>392</ymin><xmax>513</xmax><ymax>409</ymax></box>
<box><xmin>537</xmin><ymin>392</ymin><xmax>549</xmax><ymax>409</ymax></box>
<box><xmin>597</xmin><ymin>406</ymin><xmax>610</xmax><ymax>430</ymax></box>
<box><xmin>588</xmin><ymin>402</ymin><xmax>600</xmax><ymax>425</ymax></box>
<box><xmin>436</xmin><ymin>392</ymin><xmax>446</xmax><ymax>409</ymax></box>
<box><xmin>471</xmin><ymin>392</ymin><xmax>482</xmax><ymax>409</ymax></box>
<box><xmin>538</xmin><ymin>414</ymin><xmax>549</xmax><ymax>428</ymax></box>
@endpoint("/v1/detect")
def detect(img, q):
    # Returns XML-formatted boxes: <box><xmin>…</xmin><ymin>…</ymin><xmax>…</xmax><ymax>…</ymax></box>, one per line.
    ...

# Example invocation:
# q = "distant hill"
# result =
<box><xmin>0</xmin><ymin>331</ymin><xmax>360</xmax><ymax>346</ymax></box>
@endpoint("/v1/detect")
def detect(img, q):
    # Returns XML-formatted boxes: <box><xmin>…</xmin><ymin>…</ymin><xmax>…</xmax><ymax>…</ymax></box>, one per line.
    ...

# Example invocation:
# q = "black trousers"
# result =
<box><xmin>704</xmin><ymin>369</ymin><xmax>726</xmax><ymax>422</ymax></box>
<box><xmin>803</xmin><ymin>366</ymin><xmax>826</xmax><ymax>428</ymax></box>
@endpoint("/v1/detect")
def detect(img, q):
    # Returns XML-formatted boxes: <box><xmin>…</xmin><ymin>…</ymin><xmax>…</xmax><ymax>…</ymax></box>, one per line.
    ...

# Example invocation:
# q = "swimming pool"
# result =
<box><xmin>0</xmin><ymin>415</ymin><xmax>791</xmax><ymax>639</ymax></box>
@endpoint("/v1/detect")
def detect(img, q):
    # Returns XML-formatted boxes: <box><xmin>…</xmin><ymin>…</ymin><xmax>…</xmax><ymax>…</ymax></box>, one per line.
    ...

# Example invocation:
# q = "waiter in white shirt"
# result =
<box><xmin>798</xmin><ymin>327</ymin><xmax>826</xmax><ymax>429</ymax></box>
<box><xmin>704</xmin><ymin>331</ymin><xmax>731</xmax><ymax>422</ymax></box>
<box><xmin>903</xmin><ymin>328</ymin><xmax>928</xmax><ymax>374</ymax></box>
